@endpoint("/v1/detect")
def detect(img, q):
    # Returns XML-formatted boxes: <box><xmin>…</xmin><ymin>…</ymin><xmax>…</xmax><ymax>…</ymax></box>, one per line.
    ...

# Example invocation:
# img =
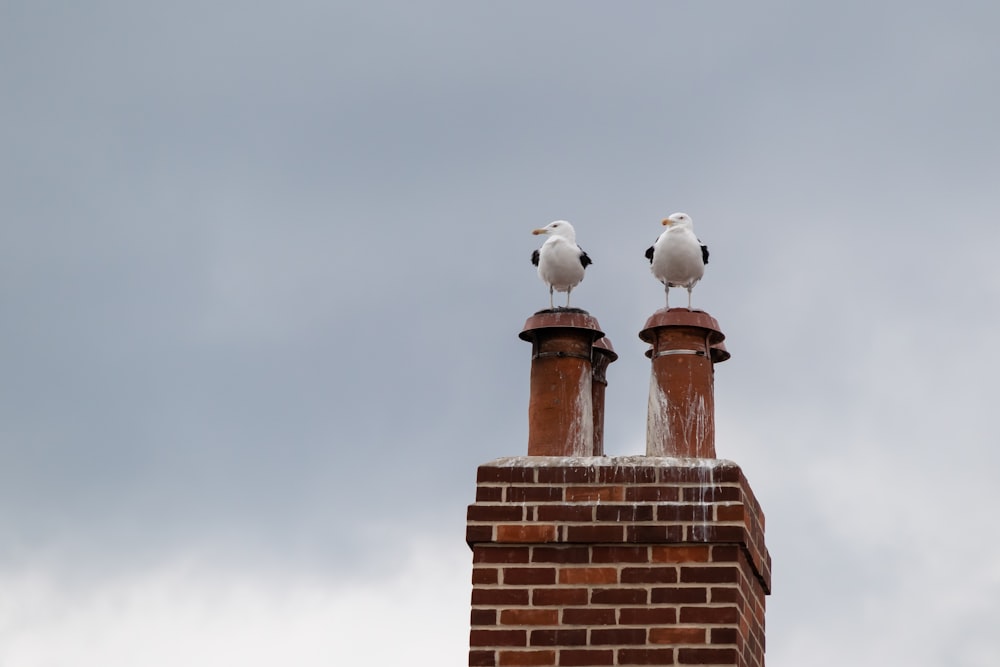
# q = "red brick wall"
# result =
<box><xmin>466</xmin><ymin>458</ymin><xmax>770</xmax><ymax>667</ymax></box>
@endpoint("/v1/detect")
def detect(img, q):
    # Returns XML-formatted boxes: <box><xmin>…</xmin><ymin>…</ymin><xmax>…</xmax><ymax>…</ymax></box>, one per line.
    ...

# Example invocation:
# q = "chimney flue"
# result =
<box><xmin>640</xmin><ymin>308</ymin><xmax>727</xmax><ymax>458</ymax></box>
<box><xmin>519</xmin><ymin>309</ymin><xmax>605</xmax><ymax>457</ymax></box>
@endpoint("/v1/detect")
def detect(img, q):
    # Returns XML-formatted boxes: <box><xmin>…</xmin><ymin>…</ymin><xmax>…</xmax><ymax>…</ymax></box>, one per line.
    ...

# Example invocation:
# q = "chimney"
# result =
<box><xmin>467</xmin><ymin>308</ymin><xmax>770</xmax><ymax>667</ymax></box>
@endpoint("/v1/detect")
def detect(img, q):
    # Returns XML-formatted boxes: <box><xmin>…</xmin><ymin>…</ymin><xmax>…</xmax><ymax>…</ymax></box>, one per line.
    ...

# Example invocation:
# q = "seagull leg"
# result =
<box><xmin>664</xmin><ymin>284</ymin><xmax>670</xmax><ymax>310</ymax></box>
<box><xmin>565</xmin><ymin>286</ymin><xmax>572</xmax><ymax>308</ymax></box>
<box><xmin>549</xmin><ymin>286</ymin><xmax>554</xmax><ymax>310</ymax></box>
<box><xmin>687</xmin><ymin>287</ymin><xmax>693</xmax><ymax>310</ymax></box>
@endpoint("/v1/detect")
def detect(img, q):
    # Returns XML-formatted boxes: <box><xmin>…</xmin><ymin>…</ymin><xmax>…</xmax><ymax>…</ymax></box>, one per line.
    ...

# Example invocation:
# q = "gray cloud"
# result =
<box><xmin>2</xmin><ymin>1</ymin><xmax>999</xmax><ymax>663</ymax></box>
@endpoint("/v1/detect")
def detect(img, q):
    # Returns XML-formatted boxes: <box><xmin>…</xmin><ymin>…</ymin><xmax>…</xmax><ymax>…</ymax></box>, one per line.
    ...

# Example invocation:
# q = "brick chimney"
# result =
<box><xmin>467</xmin><ymin>308</ymin><xmax>770</xmax><ymax>667</ymax></box>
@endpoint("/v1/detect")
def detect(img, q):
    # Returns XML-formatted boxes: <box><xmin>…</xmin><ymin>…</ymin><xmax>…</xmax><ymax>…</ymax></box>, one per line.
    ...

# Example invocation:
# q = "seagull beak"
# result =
<box><xmin>532</xmin><ymin>228</ymin><xmax>547</xmax><ymax>235</ymax></box>
<box><xmin>662</xmin><ymin>219</ymin><xmax>672</xmax><ymax>226</ymax></box>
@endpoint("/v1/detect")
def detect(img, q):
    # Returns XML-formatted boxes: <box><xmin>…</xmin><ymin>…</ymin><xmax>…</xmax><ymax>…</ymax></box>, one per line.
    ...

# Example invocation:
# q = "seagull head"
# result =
<box><xmin>662</xmin><ymin>212</ymin><xmax>693</xmax><ymax>228</ymax></box>
<box><xmin>532</xmin><ymin>220</ymin><xmax>577</xmax><ymax>242</ymax></box>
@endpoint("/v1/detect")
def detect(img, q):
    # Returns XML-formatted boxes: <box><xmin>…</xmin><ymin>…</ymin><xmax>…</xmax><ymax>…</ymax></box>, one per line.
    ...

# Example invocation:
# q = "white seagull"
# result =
<box><xmin>531</xmin><ymin>220</ymin><xmax>592</xmax><ymax>309</ymax></box>
<box><xmin>645</xmin><ymin>212</ymin><xmax>709</xmax><ymax>310</ymax></box>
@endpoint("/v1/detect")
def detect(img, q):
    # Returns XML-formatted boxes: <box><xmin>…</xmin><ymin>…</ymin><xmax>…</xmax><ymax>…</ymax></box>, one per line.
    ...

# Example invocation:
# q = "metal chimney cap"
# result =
<box><xmin>638</xmin><ymin>307</ymin><xmax>726</xmax><ymax>347</ymax></box>
<box><xmin>520</xmin><ymin>308</ymin><xmax>605</xmax><ymax>343</ymax></box>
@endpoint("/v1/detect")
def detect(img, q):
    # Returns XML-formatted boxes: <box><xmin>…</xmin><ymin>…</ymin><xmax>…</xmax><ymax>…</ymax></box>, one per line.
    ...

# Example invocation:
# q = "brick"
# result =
<box><xmin>469</xmin><ymin>505</ymin><xmax>527</xmax><ymax>522</ymax></box>
<box><xmin>595</xmin><ymin>504</ymin><xmax>654</xmax><ymax>522</ymax></box>
<box><xmin>682</xmin><ymin>485</ymin><xmax>740</xmax><ymax>502</ymax></box>
<box><xmin>650</xmin><ymin>587</ymin><xmax>708</xmax><ymax>604</ymax></box>
<box><xmin>470</xmin><ymin>629</ymin><xmax>527</xmax><ymax>647</ymax></box>
<box><xmin>621</xmin><ymin>566</ymin><xmax>678</xmax><ymax>584</ymax></box>
<box><xmin>504</xmin><ymin>567</ymin><xmax>557</xmax><ymax>585</ymax></box>
<box><xmin>678</xmin><ymin>606</ymin><xmax>739</xmax><ymax>625</ymax></box>
<box><xmin>508</xmin><ymin>486</ymin><xmax>564</xmax><ymax>503</ymax></box>
<box><xmin>590</xmin><ymin>628</ymin><xmax>647</xmax><ymax>645</ymax></box>
<box><xmin>709</xmin><ymin>587</ymin><xmax>740</xmax><ymax>604</ymax></box>
<box><xmin>472</xmin><ymin>588</ymin><xmax>530</xmax><ymax>606</ymax></box>
<box><xmin>532</xmin><ymin>546</ymin><xmax>591</xmax><ymax>564</ymax></box>
<box><xmin>710</xmin><ymin>628</ymin><xmax>738</xmax><ymax>644</ymax></box>
<box><xmin>657</xmin><ymin>504</ymin><xmax>708</xmax><ymax>522</ymax></box>
<box><xmin>477</xmin><ymin>486</ymin><xmax>504</xmax><ymax>502</ymax></box>
<box><xmin>710</xmin><ymin>546</ymin><xmax>741</xmax><ymax>562</ymax></box>
<box><xmin>651</xmin><ymin>546</ymin><xmax>711</xmax><ymax>563</ymax></box>
<box><xmin>617</xmin><ymin>648</ymin><xmax>675</xmax><ymax>665</ymax></box>
<box><xmin>618</xmin><ymin>607</ymin><xmax>677</xmax><ymax>625</ymax></box>
<box><xmin>680</xmin><ymin>566</ymin><xmax>740</xmax><ymax>584</ymax></box>
<box><xmin>471</xmin><ymin>609</ymin><xmax>498</xmax><ymax>626</ymax></box>
<box><xmin>500</xmin><ymin>609</ymin><xmax>559</xmax><ymax>626</ymax></box>
<box><xmin>561</xmin><ymin>608</ymin><xmax>616</xmax><ymax>626</ymax></box>
<box><xmin>677</xmin><ymin>647</ymin><xmax>737</xmax><ymax>664</ymax></box>
<box><xmin>683</xmin><ymin>465</ymin><xmax>739</xmax><ymax>484</ymax></box>
<box><xmin>537</xmin><ymin>505</ymin><xmax>595</xmax><ymax>522</ymax></box>
<box><xmin>473</xmin><ymin>567</ymin><xmax>499</xmax><ymax>585</ymax></box>
<box><xmin>533</xmin><ymin>587</ymin><xmax>589</xmax><ymax>606</ymax></box>
<box><xmin>530</xmin><ymin>628</ymin><xmax>587</xmax><ymax>646</ymax></box>
<box><xmin>597</xmin><ymin>466</ymin><xmax>658</xmax><ymax>484</ymax></box>
<box><xmin>499</xmin><ymin>650</ymin><xmax>557</xmax><ymax>666</ymax></box>
<box><xmin>705</xmin><ymin>463</ymin><xmax>742</xmax><ymax>483</ymax></box>
<box><xmin>559</xmin><ymin>567</ymin><xmax>618</xmax><ymax>585</ymax></box>
<box><xmin>658</xmin><ymin>467</ymin><xmax>725</xmax><ymax>484</ymax></box>
<box><xmin>469</xmin><ymin>649</ymin><xmax>496</xmax><ymax>666</ymax></box>
<box><xmin>625</xmin><ymin>486</ymin><xmax>679</xmax><ymax>502</ymax></box>
<box><xmin>626</xmin><ymin>525</ymin><xmax>684</xmax><ymax>543</ymax></box>
<box><xmin>564</xmin><ymin>486</ymin><xmax>625</xmax><ymax>502</ymax></box>
<box><xmin>649</xmin><ymin>627</ymin><xmax>706</xmax><ymax>644</ymax></box>
<box><xmin>497</xmin><ymin>524</ymin><xmax>558</xmax><ymax>543</ymax></box>
<box><xmin>467</xmin><ymin>525</ymin><xmax>495</xmax><ymax>543</ymax></box>
<box><xmin>475</xmin><ymin>547</ymin><xmax>530</xmax><ymax>564</ymax></box>
<box><xmin>687</xmin><ymin>524</ymin><xmax>747</xmax><ymax>543</ymax></box>
<box><xmin>591</xmin><ymin>546</ymin><xmax>649</xmax><ymax>563</ymax></box>
<box><xmin>479</xmin><ymin>466</ymin><xmax>535</xmax><ymax>484</ymax></box>
<box><xmin>564</xmin><ymin>525</ymin><xmax>625</xmax><ymax>543</ymax></box>
<box><xmin>537</xmin><ymin>466</ymin><xmax>597</xmax><ymax>484</ymax></box>
<box><xmin>590</xmin><ymin>588</ymin><xmax>647</xmax><ymax>605</ymax></box>
<box><xmin>715</xmin><ymin>504</ymin><xmax>746</xmax><ymax>522</ymax></box>
<box><xmin>558</xmin><ymin>649</ymin><xmax>614</xmax><ymax>666</ymax></box>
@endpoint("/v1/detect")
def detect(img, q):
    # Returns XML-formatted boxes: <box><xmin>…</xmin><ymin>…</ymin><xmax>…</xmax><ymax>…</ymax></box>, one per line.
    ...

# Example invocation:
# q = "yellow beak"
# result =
<box><xmin>532</xmin><ymin>228</ymin><xmax>547</xmax><ymax>235</ymax></box>
<box><xmin>662</xmin><ymin>218</ymin><xmax>672</xmax><ymax>226</ymax></box>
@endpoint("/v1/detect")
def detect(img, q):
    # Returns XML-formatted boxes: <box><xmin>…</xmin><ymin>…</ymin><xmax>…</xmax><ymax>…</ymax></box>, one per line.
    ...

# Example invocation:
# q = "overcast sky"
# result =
<box><xmin>3</xmin><ymin>2</ymin><xmax>999</xmax><ymax>665</ymax></box>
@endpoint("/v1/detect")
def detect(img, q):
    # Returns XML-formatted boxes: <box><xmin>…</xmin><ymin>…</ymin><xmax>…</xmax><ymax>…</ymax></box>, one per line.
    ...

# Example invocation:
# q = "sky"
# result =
<box><xmin>2</xmin><ymin>1</ymin><xmax>999</xmax><ymax>664</ymax></box>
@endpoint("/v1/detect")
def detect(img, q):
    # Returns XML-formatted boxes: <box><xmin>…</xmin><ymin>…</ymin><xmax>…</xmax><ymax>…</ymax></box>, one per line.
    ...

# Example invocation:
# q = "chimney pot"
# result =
<box><xmin>591</xmin><ymin>337</ymin><xmax>618</xmax><ymax>457</ymax></box>
<box><xmin>640</xmin><ymin>308</ymin><xmax>727</xmax><ymax>458</ymax></box>
<box><xmin>520</xmin><ymin>309</ymin><xmax>605</xmax><ymax>457</ymax></box>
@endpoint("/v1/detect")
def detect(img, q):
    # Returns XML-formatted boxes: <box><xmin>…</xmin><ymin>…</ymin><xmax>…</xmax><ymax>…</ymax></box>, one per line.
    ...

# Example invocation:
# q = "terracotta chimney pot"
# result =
<box><xmin>519</xmin><ymin>309</ymin><xmax>604</xmax><ymax>457</ymax></box>
<box><xmin>639</xmin><ymin>308</ymin><xmax>727</xmax><ymax>458</ymax></box>
<box><xmin>591</xmin><ymin>336</ymin><xmax>618</xmax><ymax>456</ymax></box>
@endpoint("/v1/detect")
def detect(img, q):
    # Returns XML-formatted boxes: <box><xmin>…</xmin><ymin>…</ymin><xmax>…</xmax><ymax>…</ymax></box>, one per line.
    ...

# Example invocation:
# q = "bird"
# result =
<box><xmin>531</xmin><ymin>220</ymin><xmax>592</xmax><ymax>309</ymax></box>
<box><xmin>645</xmin><ymin>212</ymin><xmax>709</xmax><ymax>310</ymax></box>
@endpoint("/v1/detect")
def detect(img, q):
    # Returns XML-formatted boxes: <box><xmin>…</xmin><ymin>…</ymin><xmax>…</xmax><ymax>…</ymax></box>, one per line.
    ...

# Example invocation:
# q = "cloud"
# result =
<box><xmin>0</xmin><ymin>534</ymin><xmax>472</xmax><ymax>667</ymax></box>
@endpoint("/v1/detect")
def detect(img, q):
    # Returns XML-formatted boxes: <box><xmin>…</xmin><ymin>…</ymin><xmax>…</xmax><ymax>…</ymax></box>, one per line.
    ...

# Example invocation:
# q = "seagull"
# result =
<box><xmin>531</xmin><ymin>220</ymin><xmax>592</xmax><ymax>309</ymax></box>
<box><xmin>645</xmin><ymin>212</ymin><xmax>709</xmax><ymax>310</ymax></box>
